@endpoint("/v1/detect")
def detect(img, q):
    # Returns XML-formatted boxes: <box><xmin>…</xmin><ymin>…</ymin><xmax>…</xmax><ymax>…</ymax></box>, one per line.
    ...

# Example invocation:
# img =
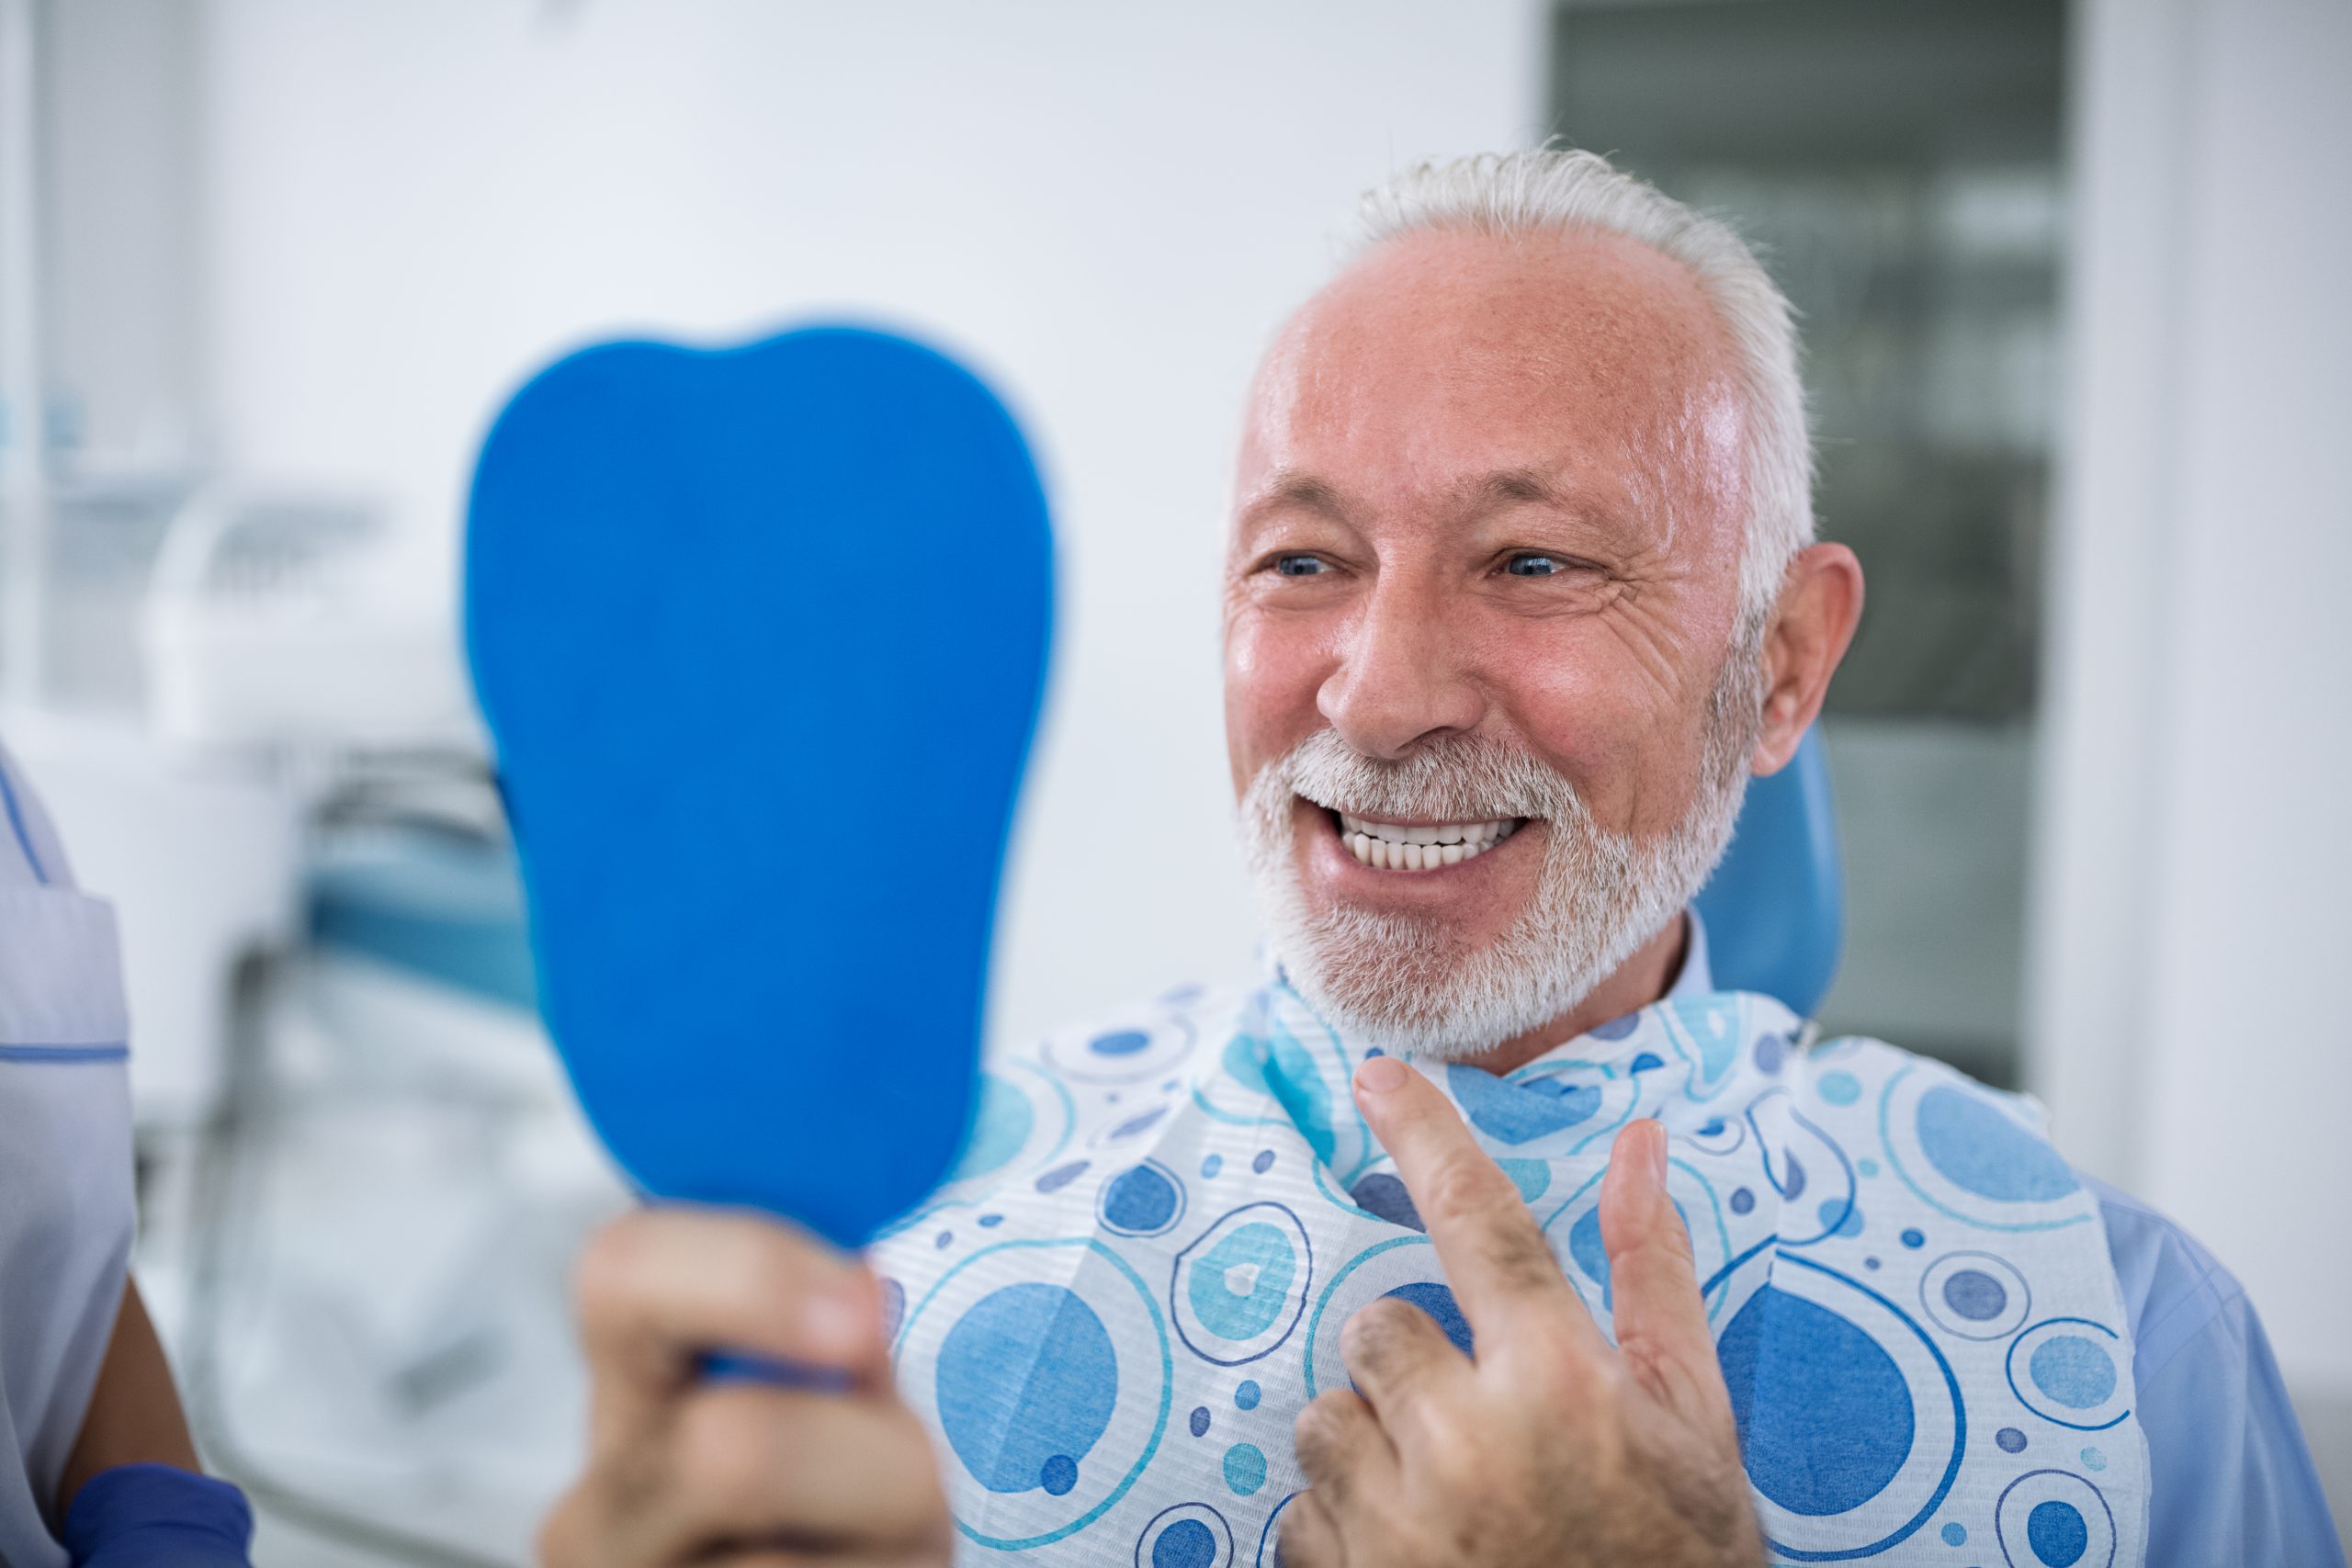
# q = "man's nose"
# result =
<box><xmin>1316</xmin><ymin>580</ymin><xmax>1486</xmax><ymax>760</ymax></box>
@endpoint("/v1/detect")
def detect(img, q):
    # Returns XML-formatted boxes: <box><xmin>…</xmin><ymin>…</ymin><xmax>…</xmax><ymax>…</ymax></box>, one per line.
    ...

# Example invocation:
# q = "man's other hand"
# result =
<box><xmin>541</xmin><ymin>1207</ymin><xmax>951</xmax><ymax>1567</ymax></box>
<box><xmin>1282</xmin><ymin>1057</ymin><xmax>1765</xmax><ymax>1568</ymax></box>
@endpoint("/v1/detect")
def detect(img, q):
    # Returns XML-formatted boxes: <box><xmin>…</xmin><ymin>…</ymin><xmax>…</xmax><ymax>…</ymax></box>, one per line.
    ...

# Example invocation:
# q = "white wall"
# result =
<box><xmin>44</xmin><ymin>0</ymin><xmax>203</xmax><ymax>468</ymax></box>
<box><xmin>2030</xmin><ymin>0</ymin><xmax>2352</xmax><ymax>1426</ymax></box>
<box><xmin>195</xmin><ymin>0</ymin><xmax>1548</xmax><ymax>1046</ymax></box>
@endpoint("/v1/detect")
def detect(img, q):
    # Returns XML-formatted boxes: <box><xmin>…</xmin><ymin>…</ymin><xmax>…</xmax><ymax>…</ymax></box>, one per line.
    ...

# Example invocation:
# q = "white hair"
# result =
<box><xmin>1352</xmin><ymin>148</ymin><xmax>1815</xmax><ymax>622</ymax></box>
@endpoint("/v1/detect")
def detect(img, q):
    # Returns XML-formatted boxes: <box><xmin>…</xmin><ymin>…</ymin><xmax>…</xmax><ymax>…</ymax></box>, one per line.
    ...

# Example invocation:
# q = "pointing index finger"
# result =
<box><xmin>1352</xmin><ymin>1055</ymin><xmax>1602</xmax><ymax>1362</ymax></box>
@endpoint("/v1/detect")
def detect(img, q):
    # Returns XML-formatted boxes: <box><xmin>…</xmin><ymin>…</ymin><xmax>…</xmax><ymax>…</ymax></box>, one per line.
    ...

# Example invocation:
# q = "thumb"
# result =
<box><xmin>1598</xmin><ymin>1120</ymin><xmax>1716</xmax><ymax>1386</ymax></box>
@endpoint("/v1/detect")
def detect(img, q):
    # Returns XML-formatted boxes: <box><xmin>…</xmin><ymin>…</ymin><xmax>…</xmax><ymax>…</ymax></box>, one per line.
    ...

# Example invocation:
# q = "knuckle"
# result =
<box><xmin>1277</xmin><ymin>1500</ymin><xmax>1329</xmax><ymax>1567</ymax></box>
<box><xmin>1291</xmin><ymin>1398</ymin><xmax>1329</xmax><ymax>1459</ymax></box>
<box><xmin>1543</xmin><ymin>1348</ymin><xmax>1619</xmax><ymax>1412</ymax></box>
<box><xmin>1531</xmin><ymin>1322</ymin><xmax>1592</xmax><ymax>1375</ymax></box>
<box><xmin>1621</xmin><ymin>1211</ymin><xmax>1699</xmax><ymax>1275</ymax></box>
<box><xmin>874</xmin><ymin>1403</ymin><xmax>952</xmax><ymax>1520</ymax></box>
<box><xmin>1525</xmin><ymin>1352</ymin><xmax>1581</xmax><ymax>1407</ymax></box>
<box><xmin>1339</xmin><ymin>1298</ymin><xmax>1410</xmax><ymax>1366</ymax></box>
<box><xmin>1423</xmin><ymin>1154</ymin><xmax>1515</xmax><ymax>1224</ymax></box>
<box><xmin>574</xmin><ymin>1213</ymin><xmax>657</xmax><ymax>1327</ymax></box>
<box><xmin>1408</xmin><ymin>1396</ymin><xmax>1482</xmax><ymax>1459</ymax></box>
<box><xmin>1291</xmin><ymin>1392</ymin><xmax>1353</xmax><ymax>1473</ymax></box>
<box><xmin>1430</xmin><ymin>1426</ymin><xmax>1499</xmax><ymax>1497</ymax></box>
<box><xmin>1472</xmin><ymin>1219</ymin><xmax>1563</xmax><ymax>1298</ymax></box>
<box><xmin>711</xmin><ymin>1228</ymin><xmax>817</xmax><ymax>1314</ymax></box>
<box><xmin>673</xmin><ymin>1394</ymin><xmax>785</xmax><ymax>1516</ymax></box>
<box><xmin>1648</xmin><ymin>1190</ymin><xmax>1699</xmax><ymax>1248</ymax></box>
<box><xmin>732</xmin><ymin>1253</ymin><xmax>808</xmax><ymax>1322</ymax></box>
<box><xmin>548</xmin><ymin>1438</ymin><xmax>670</xmax><ymax>1563</ymax></box>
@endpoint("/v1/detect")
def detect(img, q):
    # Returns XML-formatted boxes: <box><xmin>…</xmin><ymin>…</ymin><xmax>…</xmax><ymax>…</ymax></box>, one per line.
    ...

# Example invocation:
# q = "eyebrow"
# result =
<box><xmin>1469</xmin><ymin>466</ymin><xmax>1568</xmax><ymax>510</ymax></box>
<box><xmin>1238</xmin><ymin>470</ymin><xmax>1351</xmax><ymax>527</ymax></box>
<box><xmin>1241</xmin><ymin>465</ymin><xmax>1573</xmax><ymax>519</ymax></box>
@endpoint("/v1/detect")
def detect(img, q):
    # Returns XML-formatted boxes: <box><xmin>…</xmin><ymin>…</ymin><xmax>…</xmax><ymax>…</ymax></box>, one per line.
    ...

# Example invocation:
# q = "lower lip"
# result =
<box><xmin>1297</xmin><ymin>804</ymin><xmax>1533</xmax><ymax>896</ymax></box>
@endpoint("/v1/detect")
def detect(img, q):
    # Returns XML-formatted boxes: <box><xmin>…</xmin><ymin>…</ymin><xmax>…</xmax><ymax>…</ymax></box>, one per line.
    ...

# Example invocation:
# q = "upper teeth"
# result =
<box><xmin>1338</xmin><ymin>814</ymin><xmax>1520</xmax><ymax>871</ymax></box>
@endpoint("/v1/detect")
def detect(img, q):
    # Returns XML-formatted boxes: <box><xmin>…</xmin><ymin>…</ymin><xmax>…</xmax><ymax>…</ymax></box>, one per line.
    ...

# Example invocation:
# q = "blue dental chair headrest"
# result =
<box><xmin>1690</xmin><ymin>725</ymin><xmax>1844</xmax><ymax>1019</ymax></box>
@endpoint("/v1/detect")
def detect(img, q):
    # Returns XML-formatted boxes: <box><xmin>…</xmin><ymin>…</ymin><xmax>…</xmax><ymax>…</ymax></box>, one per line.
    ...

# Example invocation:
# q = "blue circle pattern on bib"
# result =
<box><xmin>895</xmin><ymin>1237</ymin><xmax>1172</xmax><ymax>1551</ymax></box>
<box><xmin>874</xmin><ymin>985</ymin><xmax>2146</xmax><ymax>1564</ymax></box>
<box><xmin>1134</xmin><ymin>1503</ymin><xmax>1232</xmax><ymax>1568</ymax></box>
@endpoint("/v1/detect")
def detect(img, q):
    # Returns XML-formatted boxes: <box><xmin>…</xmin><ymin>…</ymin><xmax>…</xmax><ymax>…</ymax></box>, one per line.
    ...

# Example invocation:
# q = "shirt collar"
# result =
<box><xmin>1665</xmin><ymin>906</ymin><xmax>1713</xmax><ymax>1001</ymax></box>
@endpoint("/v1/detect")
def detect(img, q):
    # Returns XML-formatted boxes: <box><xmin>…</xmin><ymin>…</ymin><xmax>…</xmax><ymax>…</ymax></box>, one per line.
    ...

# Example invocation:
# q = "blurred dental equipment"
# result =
<box><xmin>4</xmin><ymin>481</ymin><xmax>626</xmax><ymax>1567</ymax></box>
<box><xmin>3</xmin><ymin>6</ymin><xmax>616</xmax><ymax>1554</ymax></box>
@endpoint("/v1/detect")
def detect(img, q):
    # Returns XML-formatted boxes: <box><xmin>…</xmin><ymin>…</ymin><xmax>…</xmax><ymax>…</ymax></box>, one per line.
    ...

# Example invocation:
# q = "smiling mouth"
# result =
<box><xmin>1328</xmin><ymin>809</ymin><xmax>1527</xmax><ymax>871</ymax></box>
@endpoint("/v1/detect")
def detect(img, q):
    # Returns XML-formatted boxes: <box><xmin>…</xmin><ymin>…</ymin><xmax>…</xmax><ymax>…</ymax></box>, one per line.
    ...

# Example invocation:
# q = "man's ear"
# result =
<box><xmin>1751</xmin><ymin>542</ymin><xmax>1864</xmax><ymax>776</ymax></box>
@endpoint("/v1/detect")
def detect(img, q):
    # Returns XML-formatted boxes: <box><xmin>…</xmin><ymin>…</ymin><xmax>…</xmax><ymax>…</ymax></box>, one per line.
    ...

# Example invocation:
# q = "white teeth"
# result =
<box><xmin>1335</xmin><ymin>813</ymin><xmax>1527</xmax><ymax>871</ymax></box>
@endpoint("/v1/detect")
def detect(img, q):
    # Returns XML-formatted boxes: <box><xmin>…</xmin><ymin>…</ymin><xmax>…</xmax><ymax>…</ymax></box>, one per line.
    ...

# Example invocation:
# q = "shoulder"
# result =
<box><xmin>1796</xmin><ymin>1031</ymin><xmax>2028</xmax><ymax>1100</ymax></box>
<box><xmin>2080</xmin><ymin>1179</ymin><xmax>2347</xmax><ymax>1564</ymax></box>
<box><xmin>1792</xmin><ymin>1030</ymin><xmax>2059</xmax><ymax>1152</ymax></box>
<box><xmin>1798</xmin><ymin>1031</ymin><xmax>2249</xmax><ymax>1374</ymax></box>
<box><xmin>2080</xmin><ymin>1172</ymin><xmax>2249</xmax><ymax>1378</ymax></box>
<box><xmin>0</xmin><ymin>736</ymin><xmax>75</xmax><ymax>889</ymax></box>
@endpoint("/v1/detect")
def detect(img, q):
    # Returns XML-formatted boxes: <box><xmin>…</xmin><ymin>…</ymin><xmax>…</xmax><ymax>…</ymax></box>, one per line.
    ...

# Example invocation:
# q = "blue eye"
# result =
<box><xmin>1272</xmin><ymin>555</ymin><xmax>1328</xmax><ymax>577</ymax></box>
<box><xmin>1506</xmin><ymin>554</ymin><xmax>1565</xmax><ymax>577</ymax></box>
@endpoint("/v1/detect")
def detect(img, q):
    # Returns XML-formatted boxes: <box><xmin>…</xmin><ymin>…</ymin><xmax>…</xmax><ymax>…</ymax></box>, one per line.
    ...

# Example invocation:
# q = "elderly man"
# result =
<box><xmin>540</xmin><ymin>152</ymin><xmax>2342</xmax><ymax>1568</ymax></box>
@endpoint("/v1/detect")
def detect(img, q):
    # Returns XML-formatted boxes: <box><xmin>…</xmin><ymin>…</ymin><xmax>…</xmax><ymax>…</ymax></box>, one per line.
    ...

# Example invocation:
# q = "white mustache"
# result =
<box><xmin>1272</xmin><ymin>728</ymin><xmax>1583</xmax><ymax>827</ymax></box>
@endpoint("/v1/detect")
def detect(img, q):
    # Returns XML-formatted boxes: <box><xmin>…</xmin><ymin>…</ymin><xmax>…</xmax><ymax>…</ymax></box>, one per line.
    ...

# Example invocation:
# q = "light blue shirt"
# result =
<box><xmin>1669</xmin><ymin>911</ymin><xmax>2346</xmax><ymax>1567</ymax></box>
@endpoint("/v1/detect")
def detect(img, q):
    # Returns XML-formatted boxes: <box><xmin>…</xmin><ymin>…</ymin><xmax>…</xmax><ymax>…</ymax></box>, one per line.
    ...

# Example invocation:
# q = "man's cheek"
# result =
<box><xmin>1227</xmin><ymin>628</ymin><xmax>1329</xmax><ymax>757</ymax></box>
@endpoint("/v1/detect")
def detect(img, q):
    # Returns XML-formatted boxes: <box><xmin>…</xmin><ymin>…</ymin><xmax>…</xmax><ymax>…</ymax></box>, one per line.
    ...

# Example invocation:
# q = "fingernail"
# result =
<box><xmin>1645</xmin><ymin>1120</ymin><xmax>1668</xmax><ymax>1185</ymax></box>
<box><xmin>1356</xmin><ymin>1055</ymin><xmax>1409</xmax><ymax>1095</ymax></box>
<box><xmin>801</xmin><ymin>1280</ymin><xmax>868</xmax><ymax>1359</ymax></box>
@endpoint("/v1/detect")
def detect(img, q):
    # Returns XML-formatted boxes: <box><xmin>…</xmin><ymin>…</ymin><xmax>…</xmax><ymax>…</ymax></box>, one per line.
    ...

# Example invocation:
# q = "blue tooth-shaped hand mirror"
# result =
<box><xmin>465</xmin><ymin>325</ymin><xmax>1052</xmax><ymax>1247</ymax></box>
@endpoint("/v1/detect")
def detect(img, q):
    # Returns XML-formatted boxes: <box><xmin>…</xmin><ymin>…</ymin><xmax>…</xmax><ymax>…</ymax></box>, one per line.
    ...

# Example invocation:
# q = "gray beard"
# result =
<box><xmin>1238</xmin><ymin>625</ymin><xmax>1767</xmax><ymax>1062</ymax></box>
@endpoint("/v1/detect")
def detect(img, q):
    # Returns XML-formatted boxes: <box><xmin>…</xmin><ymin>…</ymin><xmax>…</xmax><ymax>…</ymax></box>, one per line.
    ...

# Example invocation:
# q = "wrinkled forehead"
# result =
<box><xmin>1238</xmin><ymin>226</ymin><xmax>1747</xmax><ymax>542</ymax></box>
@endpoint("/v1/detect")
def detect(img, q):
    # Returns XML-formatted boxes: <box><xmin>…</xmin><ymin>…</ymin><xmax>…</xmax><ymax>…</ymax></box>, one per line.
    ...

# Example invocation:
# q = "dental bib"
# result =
<box><xmin>868</xmin><ymin>982</ymin><xmax>2149</xmax><ymax>1567</ymax></box>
